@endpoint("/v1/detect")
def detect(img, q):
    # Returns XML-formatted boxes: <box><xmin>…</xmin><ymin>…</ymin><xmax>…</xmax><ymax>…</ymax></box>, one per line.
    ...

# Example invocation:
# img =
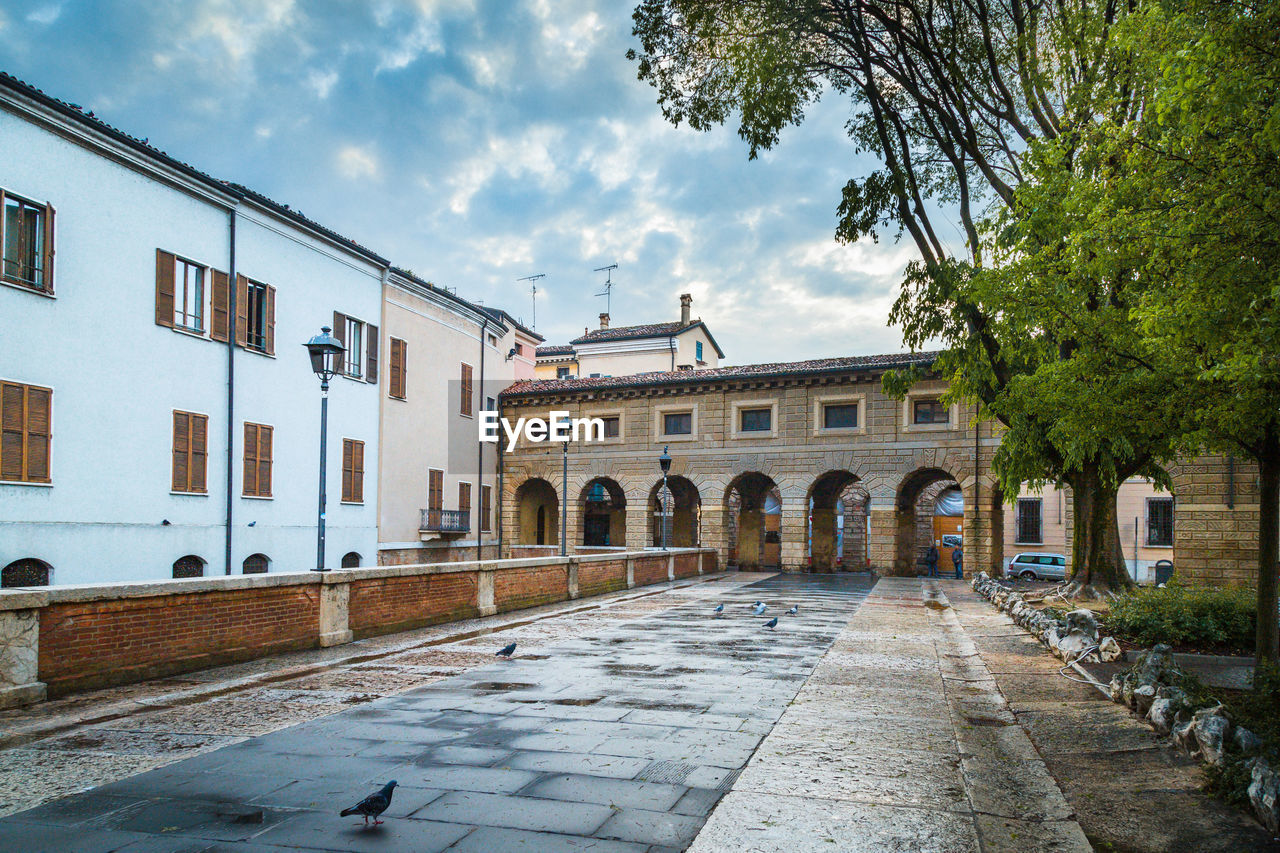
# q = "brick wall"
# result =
<box><xmin>673</xmin><ymin>552</ymin><xmax>699</xmax><ymax>579</ymax></box>
<box><xmin>348</xmin><ymin>571</ymin><xmax>479</xmax><ymax>638</ymax></box>
<box><xmin>633</xmin><ymin>554</ymin><xmax>669</xmax><ymax>586</ymax></box>
<box><xmin>39</xmin><ymin>585</ymin><xmax>319</xmax><ymax>696</ymax></box>
<box><xmin>379</xmin><ymin>544</ymin><xmax>501</xmax><ymax>566</ymax></box>
<box><xmin>579</xmin><ymin>559</ymin><xmax>628</xmax><ymax>597</ymax></box>
<box><xmin>495</xmin><ymin>564</ymin><xmax>570</xmax><ymax>612</ymax></box>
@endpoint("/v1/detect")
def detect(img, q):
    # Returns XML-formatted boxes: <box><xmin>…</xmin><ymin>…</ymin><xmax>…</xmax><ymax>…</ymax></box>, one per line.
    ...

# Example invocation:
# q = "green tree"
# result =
<box><xmin>629</xmin><ymin>0</ymin><xmax>1176</xmax><ymax>591</ymax></box>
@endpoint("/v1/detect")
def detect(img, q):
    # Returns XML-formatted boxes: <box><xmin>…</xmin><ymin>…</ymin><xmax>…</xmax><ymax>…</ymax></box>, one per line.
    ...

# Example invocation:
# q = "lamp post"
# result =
<box><xmin>560</xmin><ymin>435</ymin><xmax>568</xmax><ymax>557</ymax></box>
<box><xmin>659</xmin><ymin>446</ymin><xmax>672</xmax><ymax>550</ymax></box>
<box><xmin>304</xmin><ymin>326</ymin><xmax>345</xmax><ymax>572</ymax></box>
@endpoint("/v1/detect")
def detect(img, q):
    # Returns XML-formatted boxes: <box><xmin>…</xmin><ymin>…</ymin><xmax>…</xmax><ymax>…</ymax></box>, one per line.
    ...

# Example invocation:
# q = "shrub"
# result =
<box><xmin>1105</xmin><ymin>582</ymin><xmax>1256</xmax><ymax>650</ymax></box>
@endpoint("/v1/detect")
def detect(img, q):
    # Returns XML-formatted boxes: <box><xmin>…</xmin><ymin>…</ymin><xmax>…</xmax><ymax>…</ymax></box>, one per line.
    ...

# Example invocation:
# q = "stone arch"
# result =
<box><xmin>648</xmin><ymin>476</ymin><xmax>701</xmax><ymax>547</ymax></box>
<box><xmin>893</xmin><ymin>466</ymin><xmax>965</xmax><ymax>575</ymax></box>
<box><xmin>1</xmin><ymin>558</ymin><xmax>51</xmax><ymax>587</ymax></box>
<box><xmin>242</xmin><ymin>553</ymin><xmax>270</xmax><ymax>574</ymax></box>
<box><xmin>580</xmin><ymin>477</ymin><xmax>627</xmax><ymax>548</ymax></box>
<box><xmin>725</xmin><ymin>471</ymin><xmax>782</xmax><ymax>569</ymax></box>
<box><xmin>807</xmin><ymin>471</ymin><xmax>870</xmax><ymax>572</ymax></box>
<box><xmin>514</xmin><ymin>477</ymin><xmax>559</xmax><ymax>546</ymax></box>
<box><xmin>172</xmin><ymin>554</ymin><xmax>205</xmax><ymax>579</ymax></box>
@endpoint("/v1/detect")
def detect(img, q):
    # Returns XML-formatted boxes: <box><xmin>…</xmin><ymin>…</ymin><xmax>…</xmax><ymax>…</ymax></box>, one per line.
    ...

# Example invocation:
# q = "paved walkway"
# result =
<box><xmin>0</xmin><ymin>572</ymin><xmax>872</xmax><ymax>851</ymax></box>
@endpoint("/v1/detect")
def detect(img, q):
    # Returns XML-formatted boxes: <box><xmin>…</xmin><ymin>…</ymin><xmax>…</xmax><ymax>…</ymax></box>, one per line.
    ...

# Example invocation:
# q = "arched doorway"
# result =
<box><xmin>807</xmin><ymin>471</ymin><xmax>870</xmax><ymax>572</ymax></box>
<box><xmin>515</xmin><ymin>478</ymin><xmax>559</xmax><ymax>545</ymax></box>
<box><xmin>581</xmin><ymin>478</ymin><xmax>626</xmax><ymax>547</ymax></box>
<box><xmin>725</xmin><ymin>472</ymin><xmax>780</xmax><ymax>569</ymax></box>
<box><xmin>894</xmin><ymin>468</ymin><xmax>963</xmax><ymax>575</ymax></box>
<box><xmin>649</xmin><ymin>476</ymin><xmax>701</xmax><ymax>547</ymax></box>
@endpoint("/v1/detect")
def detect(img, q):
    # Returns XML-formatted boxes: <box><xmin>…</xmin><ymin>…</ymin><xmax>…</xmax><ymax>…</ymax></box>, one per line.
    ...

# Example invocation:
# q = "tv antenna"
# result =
<box><xmin>593</xmin><ymin>263</ymin><xmax>619</xmax><ymax>314</ymax></box>
<box><xmin>517</xmin><ymin>273</ymin><xmax>545</xmax><ymax>330</ymax></box>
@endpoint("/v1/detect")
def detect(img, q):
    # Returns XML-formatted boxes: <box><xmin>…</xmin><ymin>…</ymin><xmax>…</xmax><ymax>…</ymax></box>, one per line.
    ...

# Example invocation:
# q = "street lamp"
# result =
<box><xmin>304</xmin><ymin>326</ymin><xmax>345</xmax><ymax>572</ymax></box>
<box><xmin>659</xmin><ymin>446</ymin><xmax>672</xmax><ymax>550</ymax></box>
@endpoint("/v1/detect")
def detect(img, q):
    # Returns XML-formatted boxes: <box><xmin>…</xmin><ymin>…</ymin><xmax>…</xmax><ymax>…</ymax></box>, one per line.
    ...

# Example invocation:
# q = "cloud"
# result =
<box><xmin>374</xmin><ymin>18</ymin><xmax>443</xmax><ymax>73</ymax></box>
<box><xmin>447</xmin><ymin>125</ymin><xmax>567</xmax><ymax>214</ymax></box>
<box><xmin>26</xmin><ymin>4</ymin><xmax>62</xmax><ymax>25</ymax></box>
<box><xmin>335</xmin><ymin>144</ymin><xmax>381</xmax><ymax>180</ymax></box>
<box><xmin>306</xmin><ymin>68</ymin><xmax>338</xmax><ymax>99</ymax></box>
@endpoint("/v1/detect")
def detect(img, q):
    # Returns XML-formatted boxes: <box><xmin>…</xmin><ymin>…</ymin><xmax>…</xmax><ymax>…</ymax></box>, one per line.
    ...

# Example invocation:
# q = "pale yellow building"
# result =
<box><xmin>534</xmin><ymin>293</ymin><xmax>724</xmax><ymax>380</ymax></box>
<box><xmin>1004</xmin><ymin>478</ymin><xmax>1174</xmax><ymax>582</ymax></box>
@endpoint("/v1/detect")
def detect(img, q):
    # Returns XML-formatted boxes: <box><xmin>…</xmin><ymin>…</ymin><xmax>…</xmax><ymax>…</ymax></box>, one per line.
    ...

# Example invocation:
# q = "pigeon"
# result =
<box><xmin>496</xmin><ymin>642</ymin><xmax>517</xmax><ymax>658</ymax></box>
<box><xmin>763</xmin><ymin>617</ymin><xmax>778</xmax><ymax>629</ymax></box>
<box><xmin>713</xmin><ymin>603</ymin><xmax>724</xmax><ymax>614</ymax></box>
<box><xmin>748</xmin><ymin>600</ymin><xmax>763</xmax><ymax>609</ymax></box>
<box><xmin>786</xmin><ymin>605</ymin><xmax>799</xmax><ymax>616</ymax></box>
<box><xmin>340</xmin><ymin>780</ymin><xmax>397</xmax><ymax>826</ymax></box>
<box><xmin>753</xmin><ymin>603</ymin><xmax>767</xmax><ymax>615</ymax></box>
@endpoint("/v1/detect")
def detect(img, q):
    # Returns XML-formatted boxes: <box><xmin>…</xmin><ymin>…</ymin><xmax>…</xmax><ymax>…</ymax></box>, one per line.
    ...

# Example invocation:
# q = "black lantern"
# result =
<box><xmin>658</xmin><ymin>446</ymin><xmax>671</xmax><ymax>549</ymax></box>
<box><xmin>659</xmin><ymin>446</ymin><xmax>672</xmax><ymax>475</ymax></box>
<box><xmin>304</xmin><ymin>326</ymin><xmax>345</xmax><ymax>386</ymax></box>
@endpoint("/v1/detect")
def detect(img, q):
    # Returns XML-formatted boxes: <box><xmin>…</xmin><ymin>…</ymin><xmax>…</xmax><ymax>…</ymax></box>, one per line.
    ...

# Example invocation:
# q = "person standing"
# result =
<box><xmin>925</xmin><ymin>543</ymin><xmax>939</xmax><ymax>577</ymax></box>
<box><xmin>952</xmin><ymin>545</ymin><xmax>963</xmax><ymax>579</ymax></box>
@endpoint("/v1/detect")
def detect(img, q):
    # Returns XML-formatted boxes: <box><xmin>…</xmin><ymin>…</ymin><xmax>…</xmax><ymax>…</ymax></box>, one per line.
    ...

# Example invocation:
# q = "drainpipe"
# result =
<box><xmin>669</xmin><ymin>337</ymin><xmax>676</xmax><ymax>372</ymax></box>
<box><xmin>224</xmin><ymin>206</ymin><xmax>238</xmax><ymax>576</ymax></box>
<box><xmin>972</xmin><ymin>408</ymin><xmax>980</xmax><ymax>574</ymax></box>
<box><xmin>497</xmin><ymin>423</ymin><xmax>505</xmax><ymax>558</ymax></box>
<box><xmin>477</xmin><ymin>317</ymin><xmax>488</xmax><ymax>563</ymax></box>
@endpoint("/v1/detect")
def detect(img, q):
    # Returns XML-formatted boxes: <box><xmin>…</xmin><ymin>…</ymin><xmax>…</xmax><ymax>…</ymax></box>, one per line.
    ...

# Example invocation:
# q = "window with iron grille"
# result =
<box><xmin>740</xmin><ymin>408</ymin><xmax>771</xmax><ymax>432</ymax></box>
<box><xmin>1</xmin><ymin>189</ymin><xmax>53</xmax><ymax>293</ymax></box>
<box><xmin>823</xmin><ymin>403</ymin><xmax>858</xmax><ymax>429</ymax></box>
<box><xmin>242</xmin><ymin>553</ymin><xmax>269</xmax><ymax>574</ymax></box>
<box><xmin>341</xmin><ymin>551</ymin><xmax>361</xmax><ymax>568</ymax></box>
<box><xmin>663</xmin><ymin>412</ymin><xmax>692</xmax><ymax>435</ymax></box>
<box><xmin>172</xmin><ymin>555</ymin><xmax>204</xmax><ymax>578</ymax></box>
<box><xmin>1147</xmin><ymin>497</ymin><xmax>1174</xmax><ymax>546</ymax></box>
<box><xmin>556</xmin><ymin>366</ymin><xmax>571</xmax><ymax>379</ymax></box>
<box><xmin>913</xmin><ymin>399</ymin><xmax>949</xmax><ymax>424</ymax></box>
<box><xmin>1015</xmin><ymin>498</ymin><xmax>1043</xmax><ymax>544</ymax></box>
<box><xmin>601</xmin><ymin>416</ymin><xmax>620</xmax><ymax>437</ymax></box>
<box><xmin>2</xmin><ymin>558</ymin><xmax>50</xmax><ymax>587</ymax></box>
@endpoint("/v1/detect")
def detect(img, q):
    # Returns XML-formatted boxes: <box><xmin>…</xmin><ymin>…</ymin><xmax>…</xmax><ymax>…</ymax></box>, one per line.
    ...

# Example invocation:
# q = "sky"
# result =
<box><xmin>0</xmin><ymin>0</ymin><xmax>933</xmax><ymax>363</ymax></box>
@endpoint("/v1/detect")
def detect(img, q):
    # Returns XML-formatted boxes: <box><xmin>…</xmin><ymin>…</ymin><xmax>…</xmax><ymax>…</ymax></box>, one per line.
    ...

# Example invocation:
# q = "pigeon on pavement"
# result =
<box><xmin>786</xmin><ymin>605</ymin><xmax>799</xmax><ymax>615</ymax></box>
<box><xmin>753</xmin><ymin>602</ymin><xmax>767</xmax><ymax>615</ymax></box>
<box><xmin>340</xmin><ymin>780</ymin><xmax>397</xmax><ymax>826</ymax></box>
<box><xmin>749</xmin><ymin>601</ymin><xmax>763</xmax><ymax>609</ymax></box>
<box><xmin>763</xmin><ymin>617</ymin><xmax>778</xmax><ymax>629</ymax></box>
<box><xmin>713</xmin><ymin>603</ymin><xmax>724</xmax><ymax>614</ymax></box>
<box><xmin>496</xmin><ymin>642</ymin><xmax>517</xmax><ymax>658</ymax></box>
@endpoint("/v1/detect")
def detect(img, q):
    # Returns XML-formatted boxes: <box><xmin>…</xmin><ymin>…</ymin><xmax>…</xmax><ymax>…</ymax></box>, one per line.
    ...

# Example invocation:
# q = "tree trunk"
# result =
<box><xmin>1256</xmin><ymin>428</ymin><xmax>1279</xmax><ymax>665</ymax></box>
<box><xmin>1066</xmin><ymin>461</ymin><xmax>1135</xmax><ymax>596</ymax></box>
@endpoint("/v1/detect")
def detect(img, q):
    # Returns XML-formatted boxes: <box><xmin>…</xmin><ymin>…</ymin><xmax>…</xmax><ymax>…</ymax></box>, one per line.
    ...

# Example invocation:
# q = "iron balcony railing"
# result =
<box><xmin>419</xmin><ymin>508</ymin><xmax>470</xmax><ymax>533</ymax></box>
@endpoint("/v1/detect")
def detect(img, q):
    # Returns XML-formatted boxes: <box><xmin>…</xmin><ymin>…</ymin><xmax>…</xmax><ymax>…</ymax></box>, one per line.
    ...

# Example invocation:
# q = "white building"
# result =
<box><xmin>0</xmin><ymin>73</ymin><xmax>389</xmax><ymax>584</ymax></box>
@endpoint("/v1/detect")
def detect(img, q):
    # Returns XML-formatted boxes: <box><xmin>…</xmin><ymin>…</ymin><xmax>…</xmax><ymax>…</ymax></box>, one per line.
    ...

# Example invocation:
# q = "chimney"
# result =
<box><xmin>599</xmin><ymin>312</ymin><xmax>610</xmax><ymax>329</ymax></box>
<box><xmin>680</xmin><ymin>293</ymin><xmax>692</xmax><ymax>325</ymax></box>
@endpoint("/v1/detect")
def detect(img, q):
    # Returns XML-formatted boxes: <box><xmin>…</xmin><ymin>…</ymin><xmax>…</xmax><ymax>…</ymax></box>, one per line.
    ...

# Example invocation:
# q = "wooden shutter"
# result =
<box><xmin>460</xmin><ymin>363</ymin><xmax>473</xmax><ymax>416</ymax></box>
<box><xmin>389</xmin><ymin>338</ymin><xmax>406</xmax><ymax>399</ymax></box>
<box><xmin>264</xmin><ymin>285</ymin><xmax>276</xmax><ymax>355</ymax></box>
<box><xmin>155</xmin><ymin>250</ymin><xmax>176</xmax><ymax>328</ymax></box>
<box><xmin>352</xmin><ymin>439</ymin><xmax>364</xmax><ymax>503</ymax></box>
<box><xmin>172</xmin><ymin>412</ymin><xmax>189</xmax><ymax>491</ymax></box>
<box><xmin>459</xmin><ymin>482</ymin><xmax>471</xmax><ymax>513</ymax></box>
<box><xmin>235</xmin><ymin>275</ymin><xmax>250</xmax><ymax>347</ymax></box>
<box><xmin>481</xmin><ymin>484</ymin><xmax>492</xmax><ymax>531</ymax></box>
<box><xmin>24</xmin><ymin>386</ymin><xmax>50</xmax><ymax>482</ymax></box>
<box><xmin>190</xmin><ymin>413</ymin><xmax>207</xmax><ymax>492</ymax></box>
<box><xmin>259</xmin><ymin>424</ymin><xmax>273</xmax><ymax>497</ymax></box>
<box><xmin>341</xmin><ymin>438</ymin><xmax>354</xmax><ymax>502</ymax></box>
<box><xmin>211</xmin><ymin>270</ymin><xmax>229</xmax><ymax>341</ymax></box>
<box><xmin>41</xmin><ymin>203</ymin><xmax>54</xmax><ymax>293</ymax></box>
<box><xmin>365</xmin><ymin>324</ymin><xmax>378</xmax><ymax>384</ymax></box>
<box><xmin>243</xmin><ymin>423</ymin><xmax>259</xmax><ymax>496</ymax></box>
<box><xmin>1</xmin><ymin>382</ymin><xmax>25</xmax><ymax>481</ymax></box>
<box><xmin>429</xmin><ymin>469</ymin><xmax>443</xmax><ymax>512</ymax></box>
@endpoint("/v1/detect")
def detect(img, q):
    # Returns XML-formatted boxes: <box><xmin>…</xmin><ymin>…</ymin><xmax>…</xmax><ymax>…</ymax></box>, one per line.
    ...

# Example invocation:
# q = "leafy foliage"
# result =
<box><xmin>1105</xmin><ymin>583</ymin><xmax>1256</xmax><ymax>650</ymax></box>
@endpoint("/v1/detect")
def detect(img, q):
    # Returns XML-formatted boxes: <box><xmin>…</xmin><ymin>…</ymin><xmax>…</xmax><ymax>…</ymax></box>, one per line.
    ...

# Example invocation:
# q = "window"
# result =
<box><xmin>823</xmin><ymin>403</ymin><xmax>858</xmax><ymax>429</ymax></box>
<box><xmin>428</xmin><ymin>469</ymin><xmax>443</xmax><ymax>513</ymax></box>
<box><xmin>389</xmin><ymin>337</ymin><xmax>407</xmax><ymax>399</ymax></box>
<box><xmin>488</xmin><ymin>333</ymin><xmax>498</xmax><ymax>346</ymax></box>
<box><xmin>1015</xmin><ymin>498</ymin><xmax>1043</xmax><ymax>544</ymax></box>
<box><xmin>1</xmin><ymin>190</ymin><xmax>53</xmax><ymax>293</ymax></box>
<box><xmin>481</xmin><ymin>484</ymin><xmax>492</xmax><ymax>532</ymax></box>
<box><xmin>172</xmin><ymin>555</ymin><xmax>204</xmax><ymax>578</ymax></box>
<box><xmin>696</xmin><ymin>341</ymin><xmax>704</xmax><ymax>362</ymax></box>
<box><xmin>740</xmin><ymin>408</ymin><xmax>771</xmax><ymax>432</ymax></box>
<box><xmin>1148</xmin><ymin>497</ymin><xmax>1174</xmax><ymax>546</ymax></box>
<box><xmin>341</xmin><ymin>438</ymin><xmax>364</xmax><ymax>503</ymax></box>
<box><xmin>485</xmin><ymin>396</ymin><xmax>497</xmax><ymax>413</ymax></box>
<box><xmin>172</xmin><ymin>411</ymin><xmax>208</xmax><ymax>494</ymax></box>
<box><xmin>333</xmin><ymin>312</ymin><xmax>378</xmax><ymax>382</ymax></box>
<box><xmin>913</xmin><ymin>399</ymin><xmax>949</xmax><ymax>425</ymax></box>
<box><xmin>556</xmin><ymin>367</ymin><xmax>571</xmax><ymax>379</ymax></box>
<box><xmin>156</xmin><ymin>250</ymin><xmax>229</xmax><ymax>340</ymax></box>
<box><xmin>243</xmin><ymin>422</ymin><xmax>273</xmax><ymax>498</ymax></box>
<box><xmin>1</xmin><ymin>380</ymin><xmax>52</xmax><ymax>484</ymax></box>
<box><xmin>601</xmin><ymin>416</ymin><xmax>620</xmax><ymax>438</ymax></box>
<box><xmin>238</xmin><ymin>276</ymin><xmax>276</xmax><ymax>354</ymax></box>
<box><xmin>515</xmin><ymin>343</ymin><xmax>525</xmax><ymax>357</ymax></box>
<box><xmin>2</xmin><ymin>558</ymin><xmax>51</xmax><ymax>587</ymax></box>
<box><xmin>242</xmin><ymin>553</ymin><xmax>269</xmax><ymax>574</ymax></box>
<box><xmin>460</xmin><ymin>363</ymin><xmax>473</xmax><ymax>416</ymax></box>
<box><xmin>663</xmin><ymin>412</ymin><xmax>692</xmax><ymax>435</ymax></box>
<box><xmin>341</xmin><ymin>551</ymin><xmax>361</xmax><ymax>568</ymax></box>
<box><xmin>459</xmin><ymin>482</ymin><xmax>472</xmax><ymax>521</ymax></box>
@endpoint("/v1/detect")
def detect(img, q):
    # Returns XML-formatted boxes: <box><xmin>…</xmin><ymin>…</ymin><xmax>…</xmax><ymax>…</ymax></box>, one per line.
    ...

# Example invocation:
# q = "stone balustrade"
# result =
<box><xmin>0</xmin><ymin>547</ymin><xmax>715</xmax><ymax>708</ymax></box>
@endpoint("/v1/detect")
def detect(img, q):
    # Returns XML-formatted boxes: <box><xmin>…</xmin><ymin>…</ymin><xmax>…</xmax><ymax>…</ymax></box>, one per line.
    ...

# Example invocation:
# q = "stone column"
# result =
<box><xmin>318</xmin><ymin>578</ymin><xmax>353</xmax><ymax>647</ymax></box>
<box><xmin>0</xmin><ymin>591</ymin><xmax>47</xmax><ymax>708</ymax></box>
<box><xmin>867</xmin><ymin>494</ymin><xmax>899</xmax><ymax>574</ymax></box>
<box><xmin>477</xmin><ymin>568</ymin><xmax>497</xmax><ymax>616</ymax></box>
<box><xmin>568</xmin><ymin>560</ymin><xmax>580</xmax><ymax>599</ymax></box>
<box><xmin>625</xmin><ymin>556</ymin><xmax>637</xmax><ymax>589</ymax></box>
<box><xmin>738</xmin><ymin>508</ymin><xmax>763</xmax><ymax>568</ymax></box>
<box><xmin>779</xmin><ymin>495</ymin><xmax>809</xmax><ymax>572</ymax></box>
<box><xmin>699</xmin><ymin>500</ymin><xmax>727</xmax><ymax>566</ymax></box>
<box><xmin>810</xmin><ymin>507</ymin><xmax>837</xmax><ymax>572</ymax></box>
